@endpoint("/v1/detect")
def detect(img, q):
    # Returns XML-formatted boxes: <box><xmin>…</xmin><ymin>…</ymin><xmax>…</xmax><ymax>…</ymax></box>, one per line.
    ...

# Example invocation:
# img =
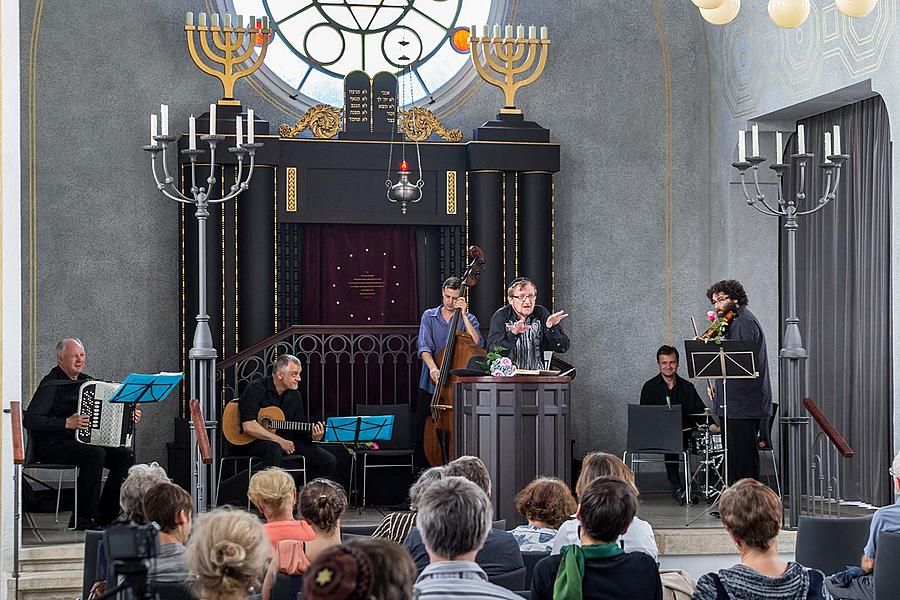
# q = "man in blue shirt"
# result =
<box><xmin>414</xmin><ymin>277</ymin><xmax>482</xmax><ymax>469</ymax></box>
<box><xmin>825</xmin><ymin>452</ymin><xmax>900</xmax><ymax>600</ymax></box>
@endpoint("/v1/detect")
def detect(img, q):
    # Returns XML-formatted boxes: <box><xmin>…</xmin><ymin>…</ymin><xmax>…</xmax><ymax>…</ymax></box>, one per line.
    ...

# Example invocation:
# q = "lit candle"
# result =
<box><xmin>517</xmin><ymin>25</ymin><xmax>525</xmax><ymax>38</ymax></box>
<box><xmin>505</xmin><ymin>25</ymin><xmax>513</xmax><ymax>38</ymax></box>
<box><xmin>236</xmin><ymin>115</ymin><xmax>243</xmax><ymax>146</ymax></box>
<box><xmin>824</xmin><ymin>132</ymin><xmax>832</xmax><ymax>163</ymax></box>
<box><xmin>247</xmin><ymin>15</ymin><xmax>255</xmax><ymax>30</ymax></box>
<box><xmin>528</xmin><ymin>25</ymin><xmax>537</xmax><ymax>38</ymax></box>
<box><xmin>185</xmin><ymin>12</ymin><xmax>193</xmax><ymax>27</ymax></box>
<box><xmin>237</xmin><ymin>15</ymin><xmax>243</xmax><ymax>28</ymax></box>
<box><xmin>247</xmin><ymin>109</ymin><xmax>255</xmax><ymax>144</ymax></box>
<box><xmin>150</xmin><ymin>113</ymin><xmax>158</xmax><ymax>146</ymax></box>
<box><xmin>776</xmin><ymin>131</ymin><xmax>783</xmax><ymax>164</ymax></box>
<box><xmin>189</xmin><ymin>115</ymin><xmax>196</xmax><ymax>150</ymax></box>
<box><xmin>751</xmin><ymin>124</ymin><xmax>759</xmax><ymax>157</ymax></box>
<box><xmin>198</xmin><ymin>12</ymin><xmax>207</xmax><ymax>27</ymax></box>
<box><xmin>223</xmin><ymin>14</ymin><xmax>232</xmax><ymax>28</ymax></box>
<box><xmin>797</xmin><ymin>124</ymin><xmax>805</xmax><ymax>154</ymax></box>
<box><xmin>493</xmin><ymin>24</ymin><xmax>501</xmax><ymax>37</ymax></box>
<box><xmin>833</xmin><ymin>125</ymin><xmax>841</xmax><ymax>155</ymax></box>
<box><xmin>160</xmin><ymin>104</ymin><xmax>169</xmax><ymax>136</ymax></box>
<box><xmin>209</xmin><ymin>103</ymin><xmax>216</xmax><ymax>135</ymax></box>
<box><xmin>211</xmin><ymin>13</ymin><xmax>220</xmax><ymax>28</ymax></box>
<box><xmin>738</xmin><ymin>130</ymin><xmax>746</xmax><ymax>162</ymax></box>
<box><xmin>540</xmin><ymin>26</ymin><xmax>548</xmax><ymax>39</ymax></box>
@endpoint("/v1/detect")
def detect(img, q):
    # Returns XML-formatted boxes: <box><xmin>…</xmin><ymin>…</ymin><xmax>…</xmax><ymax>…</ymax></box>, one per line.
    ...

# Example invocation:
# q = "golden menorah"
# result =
<box><xmin>184</xmin><ymin>12</ymin><xmax>272</xmax><ymax>106</ymax></box>
<box><xmin>469</xmin><ymin>25</ymin><xmax>550</xmax><ymax>115</ymax></box>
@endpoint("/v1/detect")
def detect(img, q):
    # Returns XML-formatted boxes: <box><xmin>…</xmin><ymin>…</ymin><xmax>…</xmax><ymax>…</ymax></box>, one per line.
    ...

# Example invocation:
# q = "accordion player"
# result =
<box><xmin>76</xmin><ymin>380</ymin><xmax>135</xmax><ymax>448</ymax></box>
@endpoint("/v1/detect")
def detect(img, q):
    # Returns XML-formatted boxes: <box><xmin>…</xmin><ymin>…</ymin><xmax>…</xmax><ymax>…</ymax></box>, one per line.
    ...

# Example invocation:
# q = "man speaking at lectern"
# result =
<box><xmin>487</xmin><ymin>277</ymin><xmax>570</xmax><ymax>370</ymax></box>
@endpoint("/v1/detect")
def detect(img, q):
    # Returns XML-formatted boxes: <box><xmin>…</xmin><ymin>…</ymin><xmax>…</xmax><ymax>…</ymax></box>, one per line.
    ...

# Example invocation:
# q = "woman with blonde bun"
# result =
<box><xmin>248</xmin><ymin>467</ymin><xmax>315</xmax><ymax>548</ymax></box>
<box><xmin>186</xmin><ymin>507</ymin><xmax>269</xmax><ymax>600</ymax></box>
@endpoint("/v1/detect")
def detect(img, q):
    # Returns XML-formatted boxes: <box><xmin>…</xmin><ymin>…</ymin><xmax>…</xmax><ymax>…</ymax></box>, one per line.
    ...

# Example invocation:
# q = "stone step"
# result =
<box><xmin>7</xmin><ymin>569</ymin><xmax>83</xmax><ymax>600</ymax></box>
<box><xmin>20</xmin><ymin>543</ymin><xmax>84</xmax><ymax>573</ymax></box>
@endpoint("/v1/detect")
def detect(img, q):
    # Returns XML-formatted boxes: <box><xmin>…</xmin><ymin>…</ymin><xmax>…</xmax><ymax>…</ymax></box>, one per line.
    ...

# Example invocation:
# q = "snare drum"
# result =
<box><xmin>690</xmin><ymin>432</ymin><xmax>724</xmax><ymax>455</ymax></box>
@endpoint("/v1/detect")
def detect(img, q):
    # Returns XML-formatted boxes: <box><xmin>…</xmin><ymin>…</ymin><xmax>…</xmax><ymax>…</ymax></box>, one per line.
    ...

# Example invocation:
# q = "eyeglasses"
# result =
<box><xmin>510</xmin><ymin>294</ymin><xmax>536</xmax><ymax>302</ymax></box>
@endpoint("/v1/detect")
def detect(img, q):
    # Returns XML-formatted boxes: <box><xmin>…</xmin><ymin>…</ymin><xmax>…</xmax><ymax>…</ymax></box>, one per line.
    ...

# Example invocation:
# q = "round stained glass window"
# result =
<box><xmin>222</xmin><ymin>0</ymin><xmax>510</xmax><ymax>112</ymax></box>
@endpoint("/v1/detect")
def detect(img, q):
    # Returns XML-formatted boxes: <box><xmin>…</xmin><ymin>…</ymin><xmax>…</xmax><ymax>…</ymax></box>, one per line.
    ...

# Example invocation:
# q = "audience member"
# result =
<box><xmin>824</xmin><ymin>452</ymin><xmax>900</xmax><ymax>600</ymax></box>
<box><xmin>142</xmin><ymin>482</ymin><xmax>192</xmax><ymax>584</ymax></box>
<box><xmin>552</xmin><ymin>452</ymin><xmax>658</xmax><ymax>560</ymax></box>
<box><xmin>372</xmin><ymin>466</ymin><xmax>446</xmax><ymax>544</ymax></box>
<box><xmin>186</xmin><ymin>507</ymin><xmax>269</xmax><ymax>600</ymax></box>
<box><xmin>531</xmin><ymin>477</ymin><xmax>662</xmax><ymax>600</ymax></box>
<box><xmin>301</xmin><ymin>538</ymin><xmax>417</xmax><ymax>600</ymax></box>
<box><xmin>248</xmin><ymin>467</ymin><xmax>315</xmax><ymax>549</ymax></box>
<box><xmin>412</xmin><ymin>477</ymin><xmax>521</xmax><ymax>599</ymax></box>
<box><xmin>693</xmin><ymin>478</ymin><xmax>825</xmax><ymax>599</ymax></box>
<box><xmin>299</xmin><ymin>478</ymin><xmax>347</xmax><ymax>563</ymax></box>
<box><xmin>510</xmin><ymin>476</ymin><xmax>577</xmax><ymax>552</ymax></box>
<box><xmin>404</xmin><ymin>455</ymin><xmax>524</xmax><ymax>576</ymax></box>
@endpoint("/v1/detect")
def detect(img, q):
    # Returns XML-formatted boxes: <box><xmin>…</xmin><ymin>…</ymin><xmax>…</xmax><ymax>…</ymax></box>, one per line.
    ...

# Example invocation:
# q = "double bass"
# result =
<box><xmin>423</xmin><ymin>246</ymin><xmax>487</xmax><ymax>466</ymax></box>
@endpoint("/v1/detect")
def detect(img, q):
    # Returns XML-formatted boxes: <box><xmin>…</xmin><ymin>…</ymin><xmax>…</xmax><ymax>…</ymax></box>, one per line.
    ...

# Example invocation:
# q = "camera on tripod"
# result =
<box><xmin>105</xmin><ymin>521</ymin><xmax>161</xmax><ymax>563</ymax></box>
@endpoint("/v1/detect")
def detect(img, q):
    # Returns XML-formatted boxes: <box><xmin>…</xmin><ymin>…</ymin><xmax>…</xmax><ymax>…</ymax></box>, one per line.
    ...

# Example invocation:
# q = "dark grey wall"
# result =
<box><xmin>20</xmin><ymin>0</ymin><xmax>899</xmax><ymax>471</ymax></box>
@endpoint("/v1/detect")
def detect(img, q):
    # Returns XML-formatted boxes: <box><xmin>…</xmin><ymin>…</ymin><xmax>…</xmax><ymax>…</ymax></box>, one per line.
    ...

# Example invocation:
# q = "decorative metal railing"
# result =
<box><xmin>802</xmin><ymin>397</ymin><xmax>854</xmax><ymax>518</ymax></box>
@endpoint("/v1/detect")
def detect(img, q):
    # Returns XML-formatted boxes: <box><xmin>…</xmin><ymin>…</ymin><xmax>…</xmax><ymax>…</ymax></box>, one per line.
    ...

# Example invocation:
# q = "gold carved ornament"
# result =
<box><xmin>278</xmin><ymin>104</ymin><xmax>343</xmax><ymax>139</ymax></box>
<box><xmin>399</xmin><ymin>107</ymin><xmax>463</xmax><ymax>143</ymax></box>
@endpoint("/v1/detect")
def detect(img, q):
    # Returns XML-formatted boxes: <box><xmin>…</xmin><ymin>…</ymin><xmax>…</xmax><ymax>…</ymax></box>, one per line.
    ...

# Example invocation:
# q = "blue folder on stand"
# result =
<box><xmin>107</xmin><ymin>372</ymin><xmax>183</xmax><ymax>404</ymax></box>
<box><xmin>323</xmin><ymin>415</ymin><xmax>395</xmax><ymax>443</ymax></box>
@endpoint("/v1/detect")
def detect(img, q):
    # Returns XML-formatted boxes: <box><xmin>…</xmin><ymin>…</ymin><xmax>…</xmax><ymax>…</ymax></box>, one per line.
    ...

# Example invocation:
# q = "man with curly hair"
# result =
<box><xmin>706</xmin><ymin>280</ymin><xmax>772</xmax><ymax>484</ymax></box>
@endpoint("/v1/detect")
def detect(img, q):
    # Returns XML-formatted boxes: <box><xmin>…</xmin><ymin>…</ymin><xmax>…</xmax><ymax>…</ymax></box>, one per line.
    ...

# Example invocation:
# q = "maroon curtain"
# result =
<box><xmin>303</xmin><ymin>224</ymin><xmax>418</xmax><ymax>325</ymax></box>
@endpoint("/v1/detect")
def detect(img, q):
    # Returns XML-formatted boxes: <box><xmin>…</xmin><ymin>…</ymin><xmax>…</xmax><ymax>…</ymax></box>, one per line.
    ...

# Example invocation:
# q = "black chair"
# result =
<box><xmin>355</xmin><ymin>403</ymin><xmax>415</xmax><ymax>507</ymax></box>
<box><xmin>875</xmin><ymin>531</ymin><xmax>900</xmax><ymax>599</ymax></box>
<box><xmin>341</xmin><ymin>531</ymin><xmax>368</xmax><ymax>542</ymax></box>
<box><xmin>492</xmin><ymin>519</ymin><xmax>507</xmax><ymax>530</ymax></box>
<box><xmin>488</xmin><ymin>567</ymin><xmax>527</xmax><ymax>591</ymax></box>
<box><xmin>148</xmin><ymin>582</ymin><xmax>196</xmax><ymax>600</ymax></box>
<box><xmin>795</xmin><ymin>515</ymin><xmax>873</xmax><ymax>575</ymax></box>
<box><xmin>521</xmin><ymin>551</ymin><xmax>549</xmax><ymax>590</ymax></box>
<box><xmin>341</xmin><ymin>523</ymin><xmax>377</xmax><ymax>536</ymax></box>
<box><xmin>80</xmin><ymin>530</ymin><xmax>104</xmax><ymax>600</ymax></box>
<box><xmin>23</xmin><ymin>432</ymin><xmax>80</xmax><ymax>527</ymax></box>
<box><xmin>269</xmin><ymin>573</ymin><xmax>303</xmax><ymax>600</ymax></box>
<box><xmin>623</xmin><ymin>404</ymin><xmax>690</xmax><ymax>499</ymax></box>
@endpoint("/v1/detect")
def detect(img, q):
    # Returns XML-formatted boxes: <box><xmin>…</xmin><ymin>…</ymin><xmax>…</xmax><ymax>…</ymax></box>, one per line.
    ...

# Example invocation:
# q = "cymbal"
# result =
<box><xmin>690</xmin><ymin>412</ymin><xmax>714</xmax><ymax>417</ymax></box>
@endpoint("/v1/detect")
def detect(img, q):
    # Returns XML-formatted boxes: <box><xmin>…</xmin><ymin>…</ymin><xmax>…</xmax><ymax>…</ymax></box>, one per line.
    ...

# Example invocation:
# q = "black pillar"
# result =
<box><xmin>468</xmin><ymin>172</ymin><xmax>504</xmax><ymax>323</ymax></box>
<box><xmin>518</xmin><ymin>172</ymin><xmax>553</xmax><ymax>310</ymax></box>
<box><xmin>238</xmin><ymin>167</ymin><xmax>276</xmax><ymax>348</ymax></box>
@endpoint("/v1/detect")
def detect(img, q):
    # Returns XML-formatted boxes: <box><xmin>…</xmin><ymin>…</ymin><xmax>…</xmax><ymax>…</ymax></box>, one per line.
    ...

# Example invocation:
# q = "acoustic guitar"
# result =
<box><xmin>222</xmin><ymin>401</ymin><xmax>314</xmax><ymax>446</ymax></box>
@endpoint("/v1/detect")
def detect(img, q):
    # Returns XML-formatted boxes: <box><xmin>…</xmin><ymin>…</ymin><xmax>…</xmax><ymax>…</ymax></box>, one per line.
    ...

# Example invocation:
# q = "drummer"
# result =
<box><xmin>639</xmin><ymin>344</ymin><xmax>709</xmax><ymax>503</ymax></box>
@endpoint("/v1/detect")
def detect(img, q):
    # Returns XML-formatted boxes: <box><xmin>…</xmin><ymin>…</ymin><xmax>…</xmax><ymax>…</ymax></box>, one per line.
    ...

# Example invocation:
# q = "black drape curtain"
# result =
<box><xmin>781</xmin><ymin>95</ymin><xmax>892</xmax><ymax>505</ymax></box>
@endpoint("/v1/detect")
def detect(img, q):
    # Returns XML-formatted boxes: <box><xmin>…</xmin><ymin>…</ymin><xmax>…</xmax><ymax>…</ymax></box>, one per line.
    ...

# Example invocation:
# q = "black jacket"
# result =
<box><xmin>24</xmin><ymin>366</ymin><xmax>92</xmax><ymax>443</ymax></box>
<box><xmin>486</xmin><ymin>304</ymin><xmax>569</xmax><ymax>370</ymax></box>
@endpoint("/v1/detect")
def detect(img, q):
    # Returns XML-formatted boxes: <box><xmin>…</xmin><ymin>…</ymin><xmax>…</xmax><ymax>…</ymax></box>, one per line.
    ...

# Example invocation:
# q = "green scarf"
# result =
<box><xmin>552</xmin><ymin>542</ymin><xmax>624</xmax><ymax>600</ymax></box>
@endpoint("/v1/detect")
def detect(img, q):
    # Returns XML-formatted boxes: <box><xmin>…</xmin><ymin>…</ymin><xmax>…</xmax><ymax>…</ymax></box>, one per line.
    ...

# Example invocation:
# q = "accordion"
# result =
<box><xmin>75</xmin><ymin>381</ymin><xmax>134</xmax><ymax>448</ymax></box>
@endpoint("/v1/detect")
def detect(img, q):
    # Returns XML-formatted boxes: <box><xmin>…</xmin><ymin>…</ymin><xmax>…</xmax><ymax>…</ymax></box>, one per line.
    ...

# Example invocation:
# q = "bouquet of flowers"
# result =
<box><xmin>480</xmin><ymin>345</ymin><xmax>517</xmax><ymax>377</ymax></box>
<box><xmin>704</xmin><ymin>310</ymin><xmax>729</xmax><ymax>344</ymax></box>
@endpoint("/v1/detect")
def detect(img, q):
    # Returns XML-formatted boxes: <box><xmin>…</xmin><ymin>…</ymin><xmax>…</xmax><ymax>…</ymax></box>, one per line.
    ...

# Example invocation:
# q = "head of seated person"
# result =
<box><xmin>578</xmin><ymin>476</ymin><xmax>637</xmax><ymax>546</ymax></box>
<box><xmin>142</xmin><ymin>482</ymin><xmax>192</xmax><ymax>544</ymax></box>
<box><xmin>303</xmin><ymin>538</ymin><xmax>417</xmax><ymax>600</ymax></box>
<box><xmin>719</xmin><ymin>478</ymin><xmax>782</xmax><ymax>559</ymax></box>
<box><xmin>119</xmin><ymin>462</ymin><xmax>170</xmax><ymax>524</ymax></box>
<box><xmin>186</xmin><ymin>507</ymin><xmax>268</xmax><ymax>600</ymax></box>
<box><xmin>248</xmin><ymin>467</ymin><xmax>296</xmax><ymax>522</ymax></box>
<box><xmin>512</xmin><ymin>477</ymin><xmax>577</xmax><ymax>551</ymax></box>
<box><xmin>576</xmin><ymin>452</ymin><xmax>639</xmax><ymax>501</ymax></box>
<box><xmin>409</xmin><ymin>466</ymin><xmax>446</xmax><ymax>511</ymax></box>
<box><xmin>445</xmin><ymin>455</ymin><xmax>491</xmax><ymax>497</ymax></box>
<box><xmin>417</xmin><ymin>476</ymin><xmax>492</xmax><ymax>562</ymax></box>
<box><xmin>299</xmin><ymin>478</ymin><xmax>347</xmax><ymax>538</ymax></box>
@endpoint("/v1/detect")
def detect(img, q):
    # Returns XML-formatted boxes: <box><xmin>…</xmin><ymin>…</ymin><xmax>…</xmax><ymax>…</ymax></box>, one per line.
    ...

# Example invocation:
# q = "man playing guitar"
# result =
<box><xmin>234</xmin><ymin>354</ymin><xmax>337</xmax><ymax>482</ymax></box>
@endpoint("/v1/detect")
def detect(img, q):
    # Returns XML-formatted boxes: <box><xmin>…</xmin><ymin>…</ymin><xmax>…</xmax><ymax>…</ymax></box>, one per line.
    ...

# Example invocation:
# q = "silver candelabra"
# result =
<box><xmin>732</xmin><ymin>124</ymin><xmax>848</xmax><ymax>529</ymax></box>
<box><xmin>144</xmin><ymin>104</ymin><xmax>262</xmax><ymax>512</ymax></box>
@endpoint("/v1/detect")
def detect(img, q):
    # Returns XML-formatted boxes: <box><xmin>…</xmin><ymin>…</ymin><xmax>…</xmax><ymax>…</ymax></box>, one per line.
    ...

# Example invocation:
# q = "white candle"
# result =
<box><xmin>493</xmin><ymin>24</ymin><xmax>501</xmax><ymax>37</ymax></box>
<box><xmin>236</xmin><ymin>115</ymin><xmax>243</xmax><ymax>146</ymax></box>
<box><xmin>751</xmin><ymin>124</ymin><xmax>759</xmax><ymax>157</ymax></box>
<box><xmin>247</xmin><ymin>15</ymin><xmax>255</xmax><ymax>30</ymax></box>
<box><xmin>540</xmin><ymin>26</ymin><xmax>548</xmax><ymax>39</ymax></box>
<box><xmin>833</xmin><ymin>125</ymin><xmax>841</xmax><ymax>155</ymax></box>
<box><xmin>247</xmin><ymin>109</ymin><xmax>254</xmax><ymax>144</ymax></box>
<box><xmin>185</xmin><ymin>12</ymin><xmax>193</xmax><ymax>26</ymax></box>
<box><xmin>237</xmin><ymin>15</ymin><xmax>243</xmax><ymax>28</ymax></box>
<box><xmin>505</xmin><ymin>25</ymin><xmax>513</xmax><ymax>38</ymax></box>
<box><xmin>528</xmin><ymin>25</ymin><xmax>537</xmax><ymax>38</ymax></box>
<box><xmin>824</xmin><ymin>132</ymin><xmax>832</xmax><ymax>162</ymax></box>
<box><xmin>798</xmin><ymin>124</ymin><xmax>805</xmax><ymax>154</ymax></box>
<box><xmin>738</xmin><ymin>130</ymin><xmax>746</xmax><ymax>162</ymax></box>
<box><xmin>150</xmin><ymin>113</ymin><xmax>158</xmax><ymax>146</ymax></box>
<box><xmin>211</xmin><ymin>13</ymin><xmax>220</xmax><ymax>28</ymax></box>
<box><xmin>223</xmin><ymin>14</ymin><xmax>232</xmax><ymax>28</ymax></box>
<box><xmin>209</xmin><ymin>103</ymin><xmax>216</xmax><ymax>135</ymax></box>
<box><xmin>160</xmin><ymin>104</ymin><xmax>169</xmax><ymax>136</ymax></box>
<box><xmin>776</xmin><ymin>131</ymin><xmax>783</xmax><ymax>163</ymax></box>
<box><xmin>198</xmin><ymin>12</ymin><xmax>207</xmax><ymax>27</ymax></box>
<box><xmin>189</xmin><ymin>115</ymin><xmax>196</xmax><ymax>150</ymax></box>
<box><xmin>517</xmin><ymin>25</ymin><xmax>525</xmax><ymax>38</ymax></box>
<box><xmin>470</xmin><ymin>25</ymin><xmax>477</xmax><ymax>38</ymax></box>
<box><xmin>262</xmin><ymin>16</ymin><xmax>269</xmax><ymax>29</ymax></box>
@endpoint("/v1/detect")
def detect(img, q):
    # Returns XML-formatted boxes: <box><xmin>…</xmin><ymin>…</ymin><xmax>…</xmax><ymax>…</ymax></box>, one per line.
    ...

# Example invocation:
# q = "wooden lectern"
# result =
<box><xmin>454</xmin><ymin>375</ymin><xmax>572</xmax><ymax>525</ymax></box>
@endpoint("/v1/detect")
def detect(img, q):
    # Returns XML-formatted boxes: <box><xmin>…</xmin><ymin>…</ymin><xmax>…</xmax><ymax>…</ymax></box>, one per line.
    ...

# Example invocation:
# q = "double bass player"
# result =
<box><xmin>414</xmin><ymin>276</ymin><xmax>484</xmax><ymax>469</ymax></box>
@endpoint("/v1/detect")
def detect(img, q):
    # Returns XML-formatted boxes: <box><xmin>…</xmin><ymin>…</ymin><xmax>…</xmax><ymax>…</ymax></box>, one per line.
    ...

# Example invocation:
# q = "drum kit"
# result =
<box><xmin>688</xmin><ymin>410</ymin><xmax>726</xmax><ymax>502</ymax></box>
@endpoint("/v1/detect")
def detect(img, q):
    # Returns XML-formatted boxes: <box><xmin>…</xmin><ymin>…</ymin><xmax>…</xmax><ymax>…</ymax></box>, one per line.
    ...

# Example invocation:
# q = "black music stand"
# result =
<box><xmin>683</xmin><ymin>340</ymin><xmax>757</xmax><ymax>526</ymax></box>
<box><xmin>323</xmin><ymin>416</ymin><xmax>395</xmax><ymax>507</ymax></box>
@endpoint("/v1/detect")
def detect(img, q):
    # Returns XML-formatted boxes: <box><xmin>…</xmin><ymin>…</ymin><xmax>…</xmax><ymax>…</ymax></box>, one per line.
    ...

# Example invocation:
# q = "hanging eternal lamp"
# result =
<box><xmin>386</xmin><ymin>159</ymin><xmax>423</xmax><ymax>215</ymax></box>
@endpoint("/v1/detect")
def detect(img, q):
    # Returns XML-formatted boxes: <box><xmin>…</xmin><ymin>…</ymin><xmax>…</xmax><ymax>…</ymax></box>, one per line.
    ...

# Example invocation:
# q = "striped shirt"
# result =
<box><xmin>371</xmin><ymin>511</ymin><xmax>417</xmax><ymax>544</ymax></box>
<box><xmin>414</xmin><ymin>561</ymin><xmax>522</xmax><ymax>599</ymax></box>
